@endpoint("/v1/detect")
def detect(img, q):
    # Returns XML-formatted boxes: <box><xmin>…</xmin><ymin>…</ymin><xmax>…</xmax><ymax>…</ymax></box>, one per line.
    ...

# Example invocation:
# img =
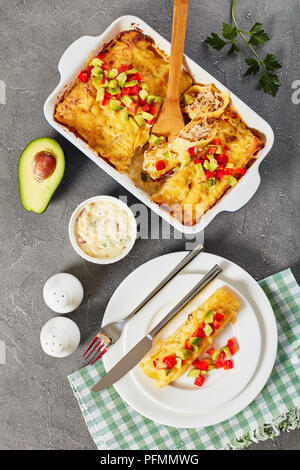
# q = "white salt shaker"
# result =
<box><xmin>43</xmin><ymin>273</ymin><xmax>83</xmax><ymax>314</ymax></box>
<box><xmin>40</xmin><ymin>317</ymin><xmax>81</xmax><ymax>357</ymax></box>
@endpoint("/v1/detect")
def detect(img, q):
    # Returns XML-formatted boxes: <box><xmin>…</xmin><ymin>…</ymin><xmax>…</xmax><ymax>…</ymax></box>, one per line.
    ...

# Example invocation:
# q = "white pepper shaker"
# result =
<box><xmin>43</xmin><ymin>273</ymin><xmax>83</xmax><ymax>314</ymax></box>
<box><xmin>40</xmin><ymin>317</ymin><xmax>80</xmax><ymax>357</ymax></box>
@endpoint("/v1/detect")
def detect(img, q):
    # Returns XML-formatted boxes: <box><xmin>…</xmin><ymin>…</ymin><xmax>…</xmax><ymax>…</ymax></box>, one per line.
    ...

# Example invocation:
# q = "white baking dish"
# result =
<box><xmin>43</xmin><ymin>15</ymin><xmax>274</xmax><ymax>234</ymax></box>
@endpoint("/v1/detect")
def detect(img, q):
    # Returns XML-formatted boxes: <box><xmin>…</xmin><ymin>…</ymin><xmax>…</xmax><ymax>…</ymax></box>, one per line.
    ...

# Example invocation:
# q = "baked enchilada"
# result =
<box><xmin>54</xmin><ymin>29</ymin><xmax>264</xmax><ymax>225</ymax></box>
<box><xmin>55</xmin><ymin>30</ymin><xmax>192</xmax><ymax>173</ymax></box>
<box><xmin>140</xmin><ymin>287</ymin><xmax>240</xmax><ymax>388</ymax></box>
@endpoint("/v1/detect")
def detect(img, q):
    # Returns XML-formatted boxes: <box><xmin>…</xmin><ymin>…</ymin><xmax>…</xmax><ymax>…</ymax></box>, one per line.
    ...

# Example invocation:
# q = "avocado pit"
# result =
<box><xmin>33</xmin><ymin>151</ymin><xmax>56</xmax><ymax>182</ymax></box>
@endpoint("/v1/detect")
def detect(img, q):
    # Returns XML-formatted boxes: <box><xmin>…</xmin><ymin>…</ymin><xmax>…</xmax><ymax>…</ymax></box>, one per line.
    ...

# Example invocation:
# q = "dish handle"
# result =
<box><xmin>58</xmin><ymin>35</ymin><xmax>100</xmax><ymax>78</ymax></box>
<box><xmin>219</xmin><ymin>167</ymin><xmax>261</xmax><ymax>213</ymax></box>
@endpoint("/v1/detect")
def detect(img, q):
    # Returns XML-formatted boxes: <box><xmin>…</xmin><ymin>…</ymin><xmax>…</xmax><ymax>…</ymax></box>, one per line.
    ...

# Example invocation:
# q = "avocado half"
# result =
<box><xmin>18</xmin><ymin>137</ymin><xmax>65</xmax><ymax>214</ymax></box>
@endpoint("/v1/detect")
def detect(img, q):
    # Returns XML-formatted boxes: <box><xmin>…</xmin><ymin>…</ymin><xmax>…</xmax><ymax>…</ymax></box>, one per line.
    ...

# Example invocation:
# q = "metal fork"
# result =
<box><xmin>83</xmin><ymin>243</ymin><xmax>204</xmax><ymax>365</ymax></box>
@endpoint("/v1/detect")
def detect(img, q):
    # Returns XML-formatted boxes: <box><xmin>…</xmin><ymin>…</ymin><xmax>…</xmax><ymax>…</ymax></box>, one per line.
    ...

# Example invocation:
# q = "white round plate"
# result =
<box><xmin>123</xmin><ymin>275</ymin><xmax>261</xmax><ymax>414</ymax></box>
<box><xmin>102</xmin><ymin>252</ymin><xmax>277</xmax><ymax>428</ymax></box>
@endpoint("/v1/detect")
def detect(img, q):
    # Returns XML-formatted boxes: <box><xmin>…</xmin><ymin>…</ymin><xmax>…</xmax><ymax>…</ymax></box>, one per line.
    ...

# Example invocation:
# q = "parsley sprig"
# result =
<box><xmin>205</xmin><ymin>0</ymin><xmax>282</xmax><ymax>96</ymax></box>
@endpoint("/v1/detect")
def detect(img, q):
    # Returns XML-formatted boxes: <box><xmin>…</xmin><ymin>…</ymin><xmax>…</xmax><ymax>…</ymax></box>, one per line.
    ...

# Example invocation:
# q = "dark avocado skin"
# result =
<box><xmin>18</xmin><ymin>137</ymin><xmax>65</xmax><ymax>214</ymax></box>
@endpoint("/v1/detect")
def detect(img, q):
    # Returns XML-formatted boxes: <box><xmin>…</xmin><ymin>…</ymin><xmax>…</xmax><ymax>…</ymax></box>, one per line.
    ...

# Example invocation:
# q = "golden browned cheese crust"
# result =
<box><xmin>151</xmin><ymin>108</ymin><xmax>263</xmax><ymax>225</ymax></box>
<box><xmin>54</xmin><ymin>30</ymin><xmax>192</xmax><ymax>173</ymax></box>
<box><xmin>140</xmin><ymin>287</ymin><xmax>240</xmax><ymax>388</ymax></box>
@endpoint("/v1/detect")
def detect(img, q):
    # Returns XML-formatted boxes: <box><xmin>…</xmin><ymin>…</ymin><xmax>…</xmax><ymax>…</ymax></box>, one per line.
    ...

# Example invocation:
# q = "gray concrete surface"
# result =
<box><xmin>0</xmin><ymin>0</ymin><xmax>299</xmax><ymax>450</ymax></box>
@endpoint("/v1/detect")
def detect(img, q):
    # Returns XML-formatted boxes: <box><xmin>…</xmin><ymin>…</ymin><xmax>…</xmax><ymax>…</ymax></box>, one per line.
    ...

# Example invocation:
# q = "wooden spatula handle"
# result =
<box><xmin>167</xmin><ymin>0</ymin><xmax>189</xmax><ymax>101</ymax></box>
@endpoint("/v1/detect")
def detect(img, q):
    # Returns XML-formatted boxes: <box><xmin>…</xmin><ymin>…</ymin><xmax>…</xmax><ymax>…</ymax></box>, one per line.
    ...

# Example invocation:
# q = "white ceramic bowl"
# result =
<box><xmin>68</xmin><ymin>195</ymin><xmax>137</xmax><ymax>264</ymax></box>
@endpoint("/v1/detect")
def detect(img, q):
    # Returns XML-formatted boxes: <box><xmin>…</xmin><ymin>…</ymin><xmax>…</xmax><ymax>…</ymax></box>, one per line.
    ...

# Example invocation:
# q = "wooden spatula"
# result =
<box><xmin>152</xmin><ymin>0</ymin><xmax>189</xmax><ymax>140</ymax></box>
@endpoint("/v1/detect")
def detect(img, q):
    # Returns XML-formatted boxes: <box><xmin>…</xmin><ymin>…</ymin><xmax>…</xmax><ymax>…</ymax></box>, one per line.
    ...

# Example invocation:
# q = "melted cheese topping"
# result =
<box><xmin>140</xmin><ymin>288</ymin><xmax>240</xmax><ymax>388</ymax></box>
<box><xmin>54</xmin><ymin>30</ymin><xmax>192</xmax><ymax>173</ymax></box>
<box><xmin>74</xmin><ymin>201</ymin><xmax>133</xmax><ymax>259</ymax></box>
<box><xmin>143</xmin><ymin>120</ymin><xmax>217</xmax><ymax>180</ymax></box>
<box><xmin>151</xmin><ymin>108</ymin><xmax>263</xmax><ymax>225</ymax></box>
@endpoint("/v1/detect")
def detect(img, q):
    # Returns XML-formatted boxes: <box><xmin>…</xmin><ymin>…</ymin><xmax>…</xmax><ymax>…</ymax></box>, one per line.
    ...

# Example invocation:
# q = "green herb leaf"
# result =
<box><xmin>227</xmin><ymin>42</ymin><xmax>240</xmax><ymax>55</ymax></box>
<box><xmin>203</xmin><ymin>1</ymin><xmax>282</xmax><ymax>97</ymax></box>
<box><xmin>222</xmin><ymin>22</ymin><xmax>238</xmax><ymax>40</ymax></box>
<box><xmin>257</xmin><ymin>72</ymin><xmax>281</xmax><ymax>97</ymax></box>
<box><xmin>248</xmin><ymin>22</ymin><xmax>270</xmax><ymax>46</ymax></box>
<box><xmin>244</xmin><ymin>57</ymin><xmax>260</xmax><ymax>76</ymax></box>
<box><xmin>205</xmin><ymin>33</ymin><xmax>227</xmax><ymax>51</ymax></box>
<box><xmin>263</xmin><ymin>53</ymin><xmax>282</xmax><ymax>71</ymax></box>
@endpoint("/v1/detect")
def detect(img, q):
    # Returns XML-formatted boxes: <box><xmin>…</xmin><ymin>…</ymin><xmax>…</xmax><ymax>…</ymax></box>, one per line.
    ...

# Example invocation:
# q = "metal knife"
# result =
<box><xmin>92</xmin><ymin>264</ymin><xmax>222</xmax><ymax>392</ymax></box>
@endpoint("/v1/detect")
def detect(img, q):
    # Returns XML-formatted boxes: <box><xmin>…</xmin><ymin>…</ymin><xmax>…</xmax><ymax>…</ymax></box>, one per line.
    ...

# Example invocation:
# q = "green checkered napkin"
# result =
<box><xmin>68</xmin><ymin>269</ymin><xmax>300</xmax><ymax>450</ymax></box>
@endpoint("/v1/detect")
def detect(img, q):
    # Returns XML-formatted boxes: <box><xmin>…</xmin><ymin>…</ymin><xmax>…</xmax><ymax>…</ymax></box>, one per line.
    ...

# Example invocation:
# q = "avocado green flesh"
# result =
<box><xmin>18</xmin><ymin>137</ymin><xmax>65</xmax><ymax>214</ymax></box>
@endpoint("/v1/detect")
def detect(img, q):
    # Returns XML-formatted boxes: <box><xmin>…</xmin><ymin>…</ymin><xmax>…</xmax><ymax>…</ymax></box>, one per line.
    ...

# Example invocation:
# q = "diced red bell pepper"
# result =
<box><xmin>185</xmin><ymin>338</ymin><xmax>194</xmax><ymax>350</ymax></box>
<box><xmin>215</xmin><ymin>352</ymin><xmax>226</xmax><ymax>368</ymax></box>
<box><xmin>223</xmin><ymin>144</ymin><xmax>230</xmax><ymax>151</ymax></box>
<box><xmin>101</xmin><ymin>74</ymin><xmax>106</xmax><ymax>85</ymax></box>
<box><xmin>138</xmin><ymin>98</ymin><xmax>146</xmax><ymax>106</ymax></box>
<box><xmin>87</xmin><ymin>65</ymin><xmax>93</xmax><ymax>76</ymax></box>
<box><xmin>102</xmin><ymin>96</ymin><xmax>110</xmax><ymax>106</ymax></box>
<box><xmin>223</xmin><ymin>168</ymin><xmax>233</xmax><ymax>175</ymax></box>
<box><xmin>155</xmin><ymin>160</ymin><xmax>166</xmax><ymax>171</ymax></box>
<box><xmin>215</xmin><ymin>360</ymin><xmax>223</xmax><ymax>369</ymax></box>
<box><xmin>216</xmin><ymin>153</ymin><xmax>228</xmax><ymax>165</ymax></box>
<box><xmin>207</xmin><ymin>145</ymin><xmax>217</xmax><ymax>154</ymax></box>
<box><xmin>78</xmin><ymin>72</ymin><xmax>88</xmax><ymax>83</ymax></box>
<box><xmin>188</xmin><ymin>146</ymin><xmax>197</xmax><ymax>156</ymax></box>
<box><xmin>128</xmin><ymin>102</ymin><xmax>138</xmax><ymax>116</ymax></box>
<box><xmin>104</xmin><ymin>92</ymin><xmax>112</xmax><ymax>98</ymax></box>
<box><xmin>206</xmin><ymin>347</ymin><xmax>215</xmax><ymax>356</ymax></box>
<box><xmin>142</xmin><ymin>103</ymin><xmax>150</xmax><ymax>112</ymax></box>
<box><xmin>223</xmin><ymin>360</ymin><xmax>233</xmax><ymax>370</ymax></box>
<box><xmin>193</xmin><ymin>360</ymin><xmax>208</xmax><ymax>371</ymax></box>
<box><xmin>163</xmin><ymin>355</ymin><xmax>177</xmax><ymax>369</ymax></box>
<box><xmin>121</xmin><ymin>87</ymin><xmax>131</xmax><ymax>95</ymax></box>
<box><xmin>115</xmin><ymin>93</ymin><xmax>123</xmax><ymax>100</ymax></box>
<box><xmin>102</xmin><ymin>63</ymin><xmax>110</xmax><ymax>71</ymax></box>
<box><xmin>149</xmin><ymin>104</ymin><xmax>156</xmax><ymax>115</ymax></box>
<box><xmin>118</xmin><ymin>64</ymin><xmax>128</xmax><ymax>74</ymax></box>
<box><xmin>194</xmin><ymin>375</ymin><xmax>205</xmax><ymax>387</ymax></box>
<box><xmin>146</xmin><ymin>117</ymin><xmax>155</xmax><ymax>125</ymax></box>
<box><xmin>218</xmin><ymin>351</ymin><xmax>226</xmax><ymax>362</ymax></box>
<box><xmin>227</xmin><ymin>337</ymin><xmax>239</xmax><ymax>356</ymax></box>
<box><xmin>215</xmin><ymin>312</ymin><xmax>224</xmax><ymax>322</ymax></box>
<box><xmin>97</xmin><ymin>52</ymin><xmax>106</xmax><ymax>60</ymax></box>
<box><xmin>194</xmin><ymin>158</ymin><xmax>203</xmax><ymax>164</ymax></box>
<box><xmin>213</xmin><ymin>319</ymin><xmax>221</xmax><ymax>330</ymax></box>
<box><xmin>130</xmin><ymin>73</ymin><xmax>143</xmax><ymax>82</ymax></box>
<box><xmin>129</xmin><ymin>85</ymin><xmax>141</xmax><ymax>96</ymax></box>
<box><xmin>192</xmin><ymin>327</ymin><xmax>206</xmax><ymax>339</ymax></box>
<box><xmin>215</xmin><ymin>170</ymin><xmax>224</xmax><ymax>180</ymax></box>
<box><xmin>205</xmin><ymin>171</ymin><xmax>215</xmax><ymax>179</ymax></box>
<box><xmin>235</xmin><ymin>168</ymin><xmax>246</xmax><ymax>176</ymax></box>
<box><xmin>212</xmin><ymin>138</ymin><xmax>221</xmax><ymax>145</ymax></box>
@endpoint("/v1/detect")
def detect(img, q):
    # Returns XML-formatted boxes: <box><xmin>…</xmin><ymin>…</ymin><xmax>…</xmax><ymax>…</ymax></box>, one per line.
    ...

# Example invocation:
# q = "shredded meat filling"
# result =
<box><xmin>186</xmin><ymin>88</ymin><xmax>222</xmax><ymax>114</ymax></box>
<box><xmin>179</xmin><ymin>120</ymin><xmax>213</xmax><ymax>141</ymax></box>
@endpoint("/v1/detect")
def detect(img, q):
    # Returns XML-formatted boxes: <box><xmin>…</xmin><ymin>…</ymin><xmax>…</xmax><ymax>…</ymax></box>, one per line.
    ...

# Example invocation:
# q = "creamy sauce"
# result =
<box><xmin>74</xmin><ymin>201</ymin><xmax>133</xmax><ymax>259</ymax></box>
<box><xmin>126</xmin><ymin>147</ymin><xmax>165</xmax><ymax>195</ymax></box>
